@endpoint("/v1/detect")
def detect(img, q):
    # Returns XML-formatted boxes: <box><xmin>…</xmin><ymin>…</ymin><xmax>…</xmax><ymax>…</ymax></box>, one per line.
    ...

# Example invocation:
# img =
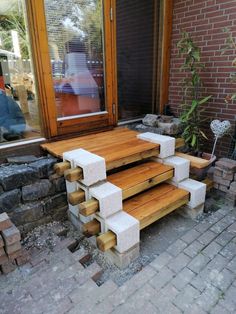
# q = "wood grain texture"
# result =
<box><xmin>175</xmin><ymin>152</ymin><xmax>211</xmax><ymax>169</ymax></box>
<box><xmin>97</xmin><ymin>231</ymin><xmax>117</xmax><ymax>252</ymax></box>
<box><xmin>123</xmin><ymin>183</ymin><xmax>189</xmax><ymax>230</ymax></box>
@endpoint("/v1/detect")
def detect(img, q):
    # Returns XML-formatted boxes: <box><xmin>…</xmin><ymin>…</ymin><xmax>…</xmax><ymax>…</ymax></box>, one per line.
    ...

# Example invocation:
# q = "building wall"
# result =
<box><xmin>169</xmin><ymin>0</ymin><xmax>236</xmax><ymax>157</ymax></box>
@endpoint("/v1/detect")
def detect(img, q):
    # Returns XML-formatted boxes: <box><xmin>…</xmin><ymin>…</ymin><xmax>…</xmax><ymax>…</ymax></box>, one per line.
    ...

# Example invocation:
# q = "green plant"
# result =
<box><xmin>177</xmin><ymin>32</ymin><xmax>212</xmax><ymax>152</ymax></box>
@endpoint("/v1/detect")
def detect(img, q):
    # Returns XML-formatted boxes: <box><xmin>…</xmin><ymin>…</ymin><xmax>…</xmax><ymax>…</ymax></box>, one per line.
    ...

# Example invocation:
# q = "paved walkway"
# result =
<box><xmin>1</xmin><ymin>204</ymin><xmax>236</xmax><ymax>314</ymax></box>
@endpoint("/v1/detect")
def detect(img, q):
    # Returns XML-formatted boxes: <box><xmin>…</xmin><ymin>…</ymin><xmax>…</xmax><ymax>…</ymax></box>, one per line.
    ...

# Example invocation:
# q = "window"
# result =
<box><xmin>0</xmin><ymin>0</ymin><xmax>41</xmax><ymax>144</ymax></box>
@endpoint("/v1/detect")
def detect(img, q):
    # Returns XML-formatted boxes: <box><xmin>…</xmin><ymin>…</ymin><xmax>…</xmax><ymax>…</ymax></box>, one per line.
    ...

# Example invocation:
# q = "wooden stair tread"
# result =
<box><xmin>108</xmin><ymin>161</ymin><xmax>173</xmax><ymax>199</ymax></box>
<box><xmin>175</xmin><ymin>152</ymin><xmax>211</xmax><ymax>169</ymax></box>
<box><xmin>123</xmin><ymin>183</ymin><xmax>190</xmax><ymax>230</ymax></box>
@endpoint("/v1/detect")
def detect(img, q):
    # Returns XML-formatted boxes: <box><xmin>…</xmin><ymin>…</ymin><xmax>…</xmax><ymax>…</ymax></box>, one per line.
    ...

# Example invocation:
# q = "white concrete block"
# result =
<box><xmin>163</xmin><ymin>156</ymin><xmax>190</xmax><ymax>183</ymax></box>
<box><xmin>89</xmin><ymin>182</ymin><xmax>122</xmax><ymax>219</ymax></box>
<box><xmin>178</xmin><ymin>178</ymin><xmax>206</xmax><ymax>208</ymax></box>
<box><xmin>68</xmin><ymin>204</ymin><xmax>79</xmax><ymax>218</ymax></box>
<box><xmin>94</xmin><ymin>214</ymin><xmax>106</xmax><ymax>234</ymax></box>
<box><xmin>137</xmin><ymin>132</ymin><xmax>175</xmax><ymax>158</ymax></box>
<box><xmin>66</xmin><ymin>180</ymin><xmax>77</xmax><ymax>194</ymax></box>
<box><xmin>63</xmin><ymin>149</ymin><xmax>82</xmax><ymax>168</ymax></box>
<box><xmin>73</xmin><ymin>149</ymin><xmax>106</xmax><ymax>186</ymax></box>
<box><xmin>105</xmin><ymin>211</ymin><xmax>140</xmax><ymax>253</ymax></box>
<box><xmin>79</xmin><ymin>214</ymin><xmax>93</xmax><ymax>224</ymax></box>
<box><xmin>77</xmin><ymin>182</ymin><xmax>90</xmax><ymax>201</ymax></box>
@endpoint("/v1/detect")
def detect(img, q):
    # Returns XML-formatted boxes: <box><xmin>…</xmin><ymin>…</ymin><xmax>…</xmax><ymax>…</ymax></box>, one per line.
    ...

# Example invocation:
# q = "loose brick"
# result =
<box><xmin>15</xmin><ymin>249</ymin><xmax>30</xmax><ymax>266</ymax></box>
<box><xmin>215</xmin><ymin>158</ymin><xmax>236</xmax><ymax>172</ymax></box>
<box><xmin>8</xmin><ymin>249</ymin><xmax>22</xmax><ymax>261</ymax></box>
<box><xmin>1</xmin><ymin>225</ymin><xmax>21</xmax><ymax>245</ymax></box>
<box><xmin>5</xmin><ymin>242</ymin><xmax>21</xmax><ymax>255</ymax></box>
<box><xmin>229</xmin><ymin>181</ymin><xmax>236</xmax><ymax>193</ymax></box>
<box><xmin>0</xmin><ymin>213</ymin><xmax>12</xmax><ymax>231</ymax></box>
<box><xmin>0</xmin><ymin>253</ymin><xmax>8</xmax><ymax>265</ymax></box>
<box><xmin>213</xmin><ymin>175</ymin><xmax>231</xmax><ymax>187</ymax></box>
<box><xmin>1</xmin><ymin>260</ymin><xmax>16</xmax><ymax>274</ymax></box>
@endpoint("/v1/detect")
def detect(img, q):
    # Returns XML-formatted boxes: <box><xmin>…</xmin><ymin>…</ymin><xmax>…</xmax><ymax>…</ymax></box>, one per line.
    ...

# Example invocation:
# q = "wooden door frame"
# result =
<box><xmin>26</xmin><ymin>0</ymin><xmax>117</xmax><ymax>139</ymax></box>
<box><xmin>25</xmin><ymin>0</ymin><xmax>172</xmax><ymax>139</ymax></box>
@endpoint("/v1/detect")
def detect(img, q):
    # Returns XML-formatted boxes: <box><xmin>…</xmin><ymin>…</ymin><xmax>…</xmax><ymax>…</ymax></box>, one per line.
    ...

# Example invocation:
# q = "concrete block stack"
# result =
<box><xmin>212</xmin><ymin>158</ymin><xmax>236</xmax><ymax>205</ymax></box>
<box><xmin>0</xmin><ymin>212</ymin><xmax>28</xmax><ymax>274</ymax></box>
<box><xmin>139</xmin><ymin>133</ymin><xmax>207</xmax><ymax>219</ymax></box>
<box><xmin>63</xmin><ymin>148</ymin><xmax>140</xmax><ymax>268</ymax></box>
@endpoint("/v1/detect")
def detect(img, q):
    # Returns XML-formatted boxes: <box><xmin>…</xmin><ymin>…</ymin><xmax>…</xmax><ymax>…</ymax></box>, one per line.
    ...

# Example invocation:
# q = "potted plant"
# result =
<box><xmin>177</xmin><ymin>31</ymin><xmax>216</xmax><ymax>178</ymax></box>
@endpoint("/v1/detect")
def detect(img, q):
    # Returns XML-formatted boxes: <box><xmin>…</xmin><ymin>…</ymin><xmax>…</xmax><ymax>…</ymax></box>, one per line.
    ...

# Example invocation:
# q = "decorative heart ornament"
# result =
<box><xmin>210</xmin><ymin>119</ymin><xmax>231</xmax><ymax>138</ymax></box>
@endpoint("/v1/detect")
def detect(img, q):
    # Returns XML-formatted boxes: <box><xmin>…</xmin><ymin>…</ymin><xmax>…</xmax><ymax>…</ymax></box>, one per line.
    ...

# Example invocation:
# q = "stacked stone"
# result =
<box><xmin>0</xmin><ymin>212</ymin><xmax>28</xmax><ymax>274</ymax></box>
<box><xmin>64</xmin><ymin>149</ymin><xmax>140</xmax><ymax>268</ymax></box>
<box><xmin>212</xmin><ymin>158</ymin><xmax>236</xmax><ymax>205</ymax></box>
<box><xmin>0</xmin><ymin>156</ymin><xmax>67</xmax><ymax>236</ymax></box>
<box><xmin>138</xmin><ymin>133</ymin><xmax>207</xmax><ymax>219</ymax></box>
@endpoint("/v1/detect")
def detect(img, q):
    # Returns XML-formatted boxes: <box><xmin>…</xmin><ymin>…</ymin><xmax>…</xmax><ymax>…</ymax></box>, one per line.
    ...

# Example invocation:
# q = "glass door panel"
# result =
<box><xmin>44</xmin><ymin>0</ymin><xmax>106</xmax><ymax>119</ymax></box>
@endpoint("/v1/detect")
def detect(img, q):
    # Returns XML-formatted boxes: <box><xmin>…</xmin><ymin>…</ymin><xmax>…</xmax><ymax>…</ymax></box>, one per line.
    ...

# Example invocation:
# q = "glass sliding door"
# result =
<box><xmin>116</xmin><ymin>0</ymin><xmax>160</xmax><ymax>121</ymax></box>
<box><xmin>44</xmin><ymin>0</ymin><xmax>106</xmax><ymax>119</ymax></box>
<box><xmin>0</xmin><ymin>0</ymin><xmax>41</xmax><ymax>145</ymax></box>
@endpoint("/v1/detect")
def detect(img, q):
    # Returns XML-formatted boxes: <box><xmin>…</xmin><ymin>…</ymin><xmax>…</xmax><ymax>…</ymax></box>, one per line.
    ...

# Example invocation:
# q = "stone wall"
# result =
<box><xmin>0</xmin><ymin>156</ymin><xmax>67</xmax><ymax>236</ymax></box>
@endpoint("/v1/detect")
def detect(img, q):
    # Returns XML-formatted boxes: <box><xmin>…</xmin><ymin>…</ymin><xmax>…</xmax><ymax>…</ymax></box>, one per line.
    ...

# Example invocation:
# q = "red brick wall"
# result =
<box><xmin>169</xmin><ymin>0</ymin><xmax>236</xmax><ymax>157</ymax></box>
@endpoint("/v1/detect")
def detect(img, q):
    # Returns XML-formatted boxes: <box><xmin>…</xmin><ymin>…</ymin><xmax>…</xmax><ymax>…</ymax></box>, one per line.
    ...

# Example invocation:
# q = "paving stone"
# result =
<box><xmin>215</xmin><ymin>230</ymin><xmax>235</xmax><ymax>246</ymax></box>
<box><xmin>173</xmin><ymin>284</ymin><xmax>200</xmax><ymax>312</ymax></box>
<box><xmin>211</xmin><ymin>268</ymin><xmax>235</xmax><ymax>291</ymax></box>
<box><xmin>210</xmin><ymin>304</ymin><xmax>231</xmax><ymax>314</ymax></box>
<box><xmin>196</xmin><ymin>285</ymin><xmax>221</xmax><ymax>312</ymax></box>
<box><xmin>187</xmin><ymin>304</ymin><xmax>208</xmax><ymax>314</ymax></box>
<box><xmin>149</xmin><ymin>251</ymin><xmax>172</xmax><ymax>271</ymax></box>
<box><xmin>184</xmin><ymin>240</ymin><xmax>205</xmax><ymax>258</ymax></box>
<box><xmin>166</xmin><ymin>239</ymin><xmax>188</xmax><ymax>257</ymax></box>
<box><xmin>150</xmin><ymin>284</ymin><xmax>181</xmax><ymax>313</ymax></box>
<box><xmin>168</xmin><ymin>252</ymin><xmax>191</xmax><ymax>273</ymax></box>
<box><xmin>227</xmin><ymin>221</ymin><xmax>236</xmax><ymax>234</ymax></box>
<box><xmin>226</xmin><ymin>255</ymin><xmax>236</xmax><ymax>274</ymax></box>
<box><xmin>220</xmin><ymin>241</ymin><xmax>236</xmax><ymax>260</ymax></box>
<box><xmin>202</xmin><ymin>241</ymin><xmax>222</xmax><ymax>259</ymax></box>
<box><xmin>194</xmin><ymin>221</ymin><xmax>212</xmax><ymax>233</ymax></box>
<box><xmin>171</xmin><ymin>267</ymin><xmax>195</xmax><ymax>290</ymax></box>
<box><xmin>218</xmin><ymin>284</ymin><xmax>236</xmax><ymax>312</ymax></box>
<box><xmin>210</xmin><ymin>220</ymin><xmax>229</xmax><ymax>234</ymax></box>
<box><xmin>181</xmin><ymin>229</ymin><xmax>200</xmax><ymax>244</ymax></box>
<box><xmin>198</xmin><ymin>230</ymin><xmax>217</xmax><ymax>246</ymax></box>
<box><xmin>149</xmin><ymin>266</ymin><xmax>175</xmax><ymax>291</ymax></box>
<box><xmin>188</xmin><ymin>253</ymin><xmax>210</xmax><ymax>273</ymax></box>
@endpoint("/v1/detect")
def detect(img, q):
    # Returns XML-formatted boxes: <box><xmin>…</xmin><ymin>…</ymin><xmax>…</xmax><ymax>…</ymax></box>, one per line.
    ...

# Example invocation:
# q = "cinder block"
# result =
<box><xmin>5</xmin><ymin>241</ymin><xmax>21</xmax><ymax>254</ymax></box>
<box><xmin>66</xmin><ymin>181</ymin><xmax>77</xmax><ymax>194</ymax></box>
<box><xmin>68</xmin><ymin>210</ymin><xmax>83</xmax><ymax>232</ymax></box>
<box><xmin>73</xmin><ymin>149</ymin><xmax>106</xmax><ymax>186</ymax></box>
<box><xmin>79</xmin><ymin>214</ymin><xmax>93</xmax><ymax>224</ymax></box>
<box><xmin>0</xmin><ymin>213</ymin><xmax>12</xmax><ymax>231</ymax></box>
<box><xmin>178</xmin><ymin>203</ymin><xmax>204</xmax><ymax>219</ymax></box>
<box><xmin>77</xmin><ymin>182</ymin><xmax>90</xmax><ymax>201</ymax></box>
<box><xmin>89</xmin><ymin>182</ymin><xmax>122</xmax><ymax>219</ymax></box>
<box><xmin>178</xmin><ymin>178</ymin><xmax>206</xmax><ymax>208</ymax></box>
<box><xmin>68</xmin><ymin>204</ymin><xmax>79</xmax><ymax>218</ymax></box>
<box><xmin>63</xmin><ymin>149</ymin><xmax>83</xmax><ymax>168</ymax></box>
<box><xmin>137</xmin><ymin>132</ymin><xmax>175</xmax><ymax>158</ymax></box>
<box><xmin>2</xmin><ymin>225</ymin><xmax>21</xmax><ymax>246</ymax></box>
<box><xmin>94</xmin><ymin>214</ymin><xmax>106</xmax><ymax>234</ymax></box>
<box><xmin>163</xmin><ymin>156</ymin><xmax>190</xmax><ymax>183</ymax></box>
<box><xmin>105</xmin><ymin>211</ymin><xmax>140</xmax><ymax>253</ymax></box>
<box><xmin>105</xmin><ymin>243</ymin><xmax>140</xmax><ymax>269</ymax></box>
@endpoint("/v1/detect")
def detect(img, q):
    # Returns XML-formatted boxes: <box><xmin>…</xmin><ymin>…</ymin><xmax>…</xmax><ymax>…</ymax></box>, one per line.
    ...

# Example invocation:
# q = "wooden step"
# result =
<box><xmin>123</xmin><ymin>183</ymin><xmax>190</xmax><ymax>230</ymax></box>
<box><xmin>175</xmin><ymin>152</ymin><xmax>210</xmax><ymax>169</ymax></box>
<box><xmin>108</xmin><ymin>161</ymin><xmax>174</xmax><ymax>200</ymax></box>
<box><xmin>79</xmin><ymin>161</ymin><xmax>174</xmax><ymax>216</ymax></box>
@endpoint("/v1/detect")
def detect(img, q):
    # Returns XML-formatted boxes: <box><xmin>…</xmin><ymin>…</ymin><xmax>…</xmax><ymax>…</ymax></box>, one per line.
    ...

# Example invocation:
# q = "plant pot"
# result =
<box><xmin>190</xmin><ymin>152</ymin><xmax>216</xmax><ymax>180</ymax></box>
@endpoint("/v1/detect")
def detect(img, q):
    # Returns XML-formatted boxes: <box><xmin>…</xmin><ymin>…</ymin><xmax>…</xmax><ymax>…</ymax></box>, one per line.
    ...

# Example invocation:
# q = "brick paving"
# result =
<box><xmin>0</xmin><ymin>203</ymin><xmax>236</xmax><ymax>314</ymax></box>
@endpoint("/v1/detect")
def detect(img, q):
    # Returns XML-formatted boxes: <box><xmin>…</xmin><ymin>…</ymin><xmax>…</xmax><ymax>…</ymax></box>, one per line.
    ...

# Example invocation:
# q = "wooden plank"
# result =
<box><xmin>83</xmin><ymin>219</ymin><xmax>101</xmax><ymax>237</ymax></box>
<box><xmin>175</xmin><ymin>152</ymin><xmax>211</xmax><ymax>169</ymax></box>
<box><xmin>175</xmin><ymin>138</ymin><xmax>185</xmax><ymax>149</ymax></box>
<box><xmin>124</xmin><ymin>184</ymin><xmax>190</xmax><ymax>229</ymax></box>
<box><xmin>97</xmin><ymin>231</ymin><xmax>117</xmax><ymax>252</ymax></box>
<box><xmin>108</xmin><ymin>162</ymin><xmax>174</xmax><ymax>200</ymax></box>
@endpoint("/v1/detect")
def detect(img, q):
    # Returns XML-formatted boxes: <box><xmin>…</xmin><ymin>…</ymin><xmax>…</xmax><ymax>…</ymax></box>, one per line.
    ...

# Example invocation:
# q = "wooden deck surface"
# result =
<box><xmin>41</xmin><ymin>128</ymin><xmax>160</xmax><ymax>170</ymax></box>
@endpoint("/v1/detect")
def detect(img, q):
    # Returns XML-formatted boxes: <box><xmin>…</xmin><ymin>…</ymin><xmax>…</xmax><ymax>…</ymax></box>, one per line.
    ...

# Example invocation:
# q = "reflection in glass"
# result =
<box><xmin>0</xmin><ymin>0</ymin><xmax>41</xmax><ymax>143</ymax></box>
<box><xmin>44</xmin><ymin>0</ymin><xmax>105</xmax><ymax>118</ymax></box>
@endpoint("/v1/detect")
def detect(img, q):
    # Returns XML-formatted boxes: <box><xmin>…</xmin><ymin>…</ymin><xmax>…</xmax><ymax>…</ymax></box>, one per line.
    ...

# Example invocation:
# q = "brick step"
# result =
<box><xmin>123</xmin><ymin>183</ymin><xmax>190</xmax><ymax>230</ymax></box>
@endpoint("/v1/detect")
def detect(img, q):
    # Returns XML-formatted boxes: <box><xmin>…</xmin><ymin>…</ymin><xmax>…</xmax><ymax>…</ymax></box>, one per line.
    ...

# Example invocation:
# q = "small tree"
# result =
<box><xmin>177</xmin><ymin>32</ymin><xmax>211</xmax><ymax>152</ymax></box>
